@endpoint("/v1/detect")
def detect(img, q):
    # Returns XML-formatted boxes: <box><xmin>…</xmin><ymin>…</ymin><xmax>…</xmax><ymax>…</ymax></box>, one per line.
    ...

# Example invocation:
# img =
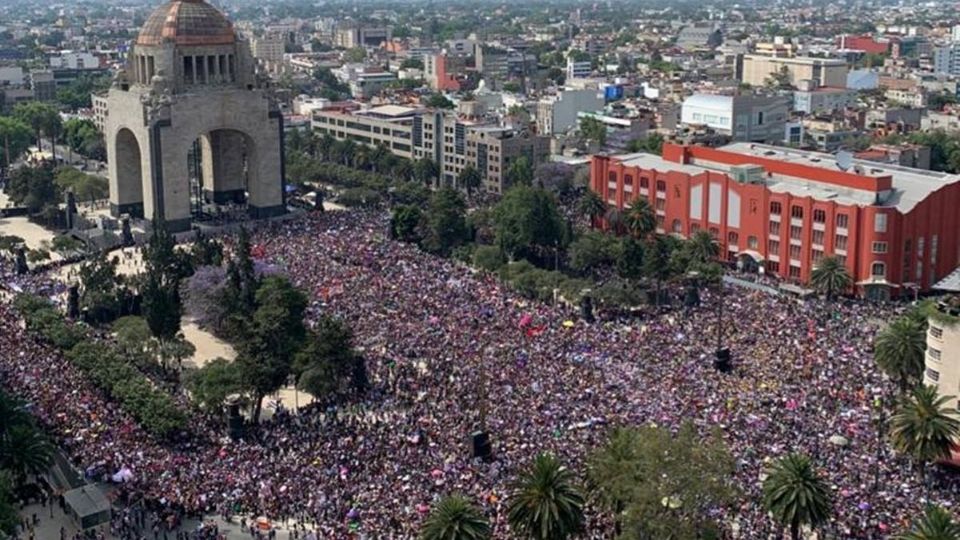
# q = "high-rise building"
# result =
<box><xmin>934</xmin><ymin>44</ymin><xmax>960</xmax><ymax>76</ymax></box>
<box><xmin>925</xmin><ymin>300</ymin><xmax>960</xmax><ymax>412</ymax></box>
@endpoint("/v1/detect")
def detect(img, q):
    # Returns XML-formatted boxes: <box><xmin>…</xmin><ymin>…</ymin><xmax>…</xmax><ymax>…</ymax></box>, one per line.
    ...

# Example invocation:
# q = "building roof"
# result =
<box><xmin>137</xmin><ymin>0</ymin><xmax>236</xmax><ymax>47</ymax></box>
<box><xmin>717</xmin><ymin>143</ymin><xmax>960</xmax><ymax>212</ymax></box>
<box><xmin>610</xmin><ymin>143</ymin><xmax>960</xmax><ymax>213</ymax></box>
<box><xmin>360</xmin><ymin>105</ymin><xmax>419</xmax><ymax>118</ymax></box>
<box><xmin>682</xmin><ymin>94</ymin><xmax>733</xmax><ymax>111</ymax></box>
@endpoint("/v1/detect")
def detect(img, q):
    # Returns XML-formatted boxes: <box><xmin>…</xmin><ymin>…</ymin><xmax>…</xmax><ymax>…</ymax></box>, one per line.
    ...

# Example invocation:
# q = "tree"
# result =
<box><xmin>875</xmin><ymin>317</ymin><xmax>928</xmax><ymax>394</ymax></box>
<box><xmin>13</xmin><ymin>101</ymin><xmax>60</xmax><ymax>154</ymax></box>
<box><xmin>616</xmin><ymin>236</ymin><xmax>645</xmax><ymax>280</ymax></box>
<box><xmin>0</xmin><ymin>391</ymin><xmax>53</xmax><ymax>481</ymax></box>
<box><xmin>62</xmin><ymin>117</ymin><xmax>104</xmax><ymax>161</ymax></box>
<box><xmin>294</xmin><ymin>315</ymin><xmax>364</xmax><ymax>400</ymax></box>
<box><xmin>141</xmin><ymin>222</ymin><xmax>189</xmax><ymax>367</ymax></box>
<box><xmin>420</xmin><ymin>495</ymin><xmax>491</xmax><ymax>540</ymax></box>
<box><xmin>0</xmin><ymin>116</ymin><xmax>32</xmax><ymax>167</ymax></box>
<box><xmin>643</xmin><ymin>235</ymin><xmax>674</xmax><ymax>305</ymax></box>
<box><xmin>685</xmin><ymin>230</ymin><xmax>720</xmax><ymax>267</ymax></box>
<box><xmin>390</xmin><ymin>205</ymin><xmax>423</xmax><ymax>242</ymax></box>
<box><xmin>493</xmin><ymin>185</ymin><xmax>566</xmax><ymax>262</ymax></box>
<box><xmin>896</xmin><ymin>506</ymin><xmax>960</xmax><ymax>540</ymax></box>
<box><xmin>810</xmin><ymin>255</ymin><xmax>852</xmax><ymax>300</ymax></box>
<box><xmin>235</xmin><ymin>276</ymin><xmax>307</xmax><ymax>422</ymax></box>
<box><xmin>567</xmin><ymin>231</ymin><xmax>618</xmax><ymax>274</ymax></box>
<box><xmin>506</xmin><ymin>155</ymin><xmax>534</xmax><ymax>187</ymax></box>
<box><xmin>5</xmin><ymin>162</ymin><xmax>59</xmax><ymax>213</ymax></box>
<box><xmin>579</xmin><ymin>116</ymin><xmax>606</xmax><ymax>147</ymax></box>
<box><xmin>458</xmin><ymin>165</ymin><xmax>483</xmax><ymax>196</ymax></box>
<box><xmin>113</xmin><ymin>315</ymin><xmax>156</xmax><ymax>368</ymax></box>
<box><xmin>506</xmin><ymin>453</ymin><xmax>585</xmax><ymax>540</ymax></box>
<box><xmin>414</xmin><ymin>157</ymin><xmax>440</xmax><ymax>186</ymax></box>
<box><xmin>55</xmin><ymin>167</ymin><xmax>108</xmax><ymax>204</ymax></box>
<box><xmin>762</xmin><ymin>453</ymin><xmax>833</xmax><ymax>540</ymax></box>
<box><xmin>78</xmin><ymin>251</ymin><xmax>125</xmax><ymax>321</ymax></box>
<box><xmin>0</xmin><ymin>472</ymin><xmax>18</xmax><ymax>537</ymax></box>
<box><xmin>577</xmin><ymin>190</ymin><xmax>606</xmax><ymax>222</ymax></box>
<box><xmin>625</xmin><ymin>133</ymin><xmax>664</xmax><ymax>154</ymax></box>
<box><xmin>185</xmin><ymin>358</ymin><xmax>243</xmax><ymax>413</ymax></box>
<box><xmin>343</xmin><ymin>46</ymin><xmax>367</xmax><ymax>63</ymax></box>
<box><xmin>587</xmin><ymin>424</ymin><xmax>736</xmax><ymax>538</ymax></box>
<box><xmin>889</xmin><ymin>385</ymin><xmax>960</xmax><ymax>483</ymax></box>
<box><xmin>420</xmin><ymin>188</ymin><xmax>469</xmax><ymax>256</ymax></box>
<box><xmin>425</xmin><ymin>93</ymin><xmax>455</xmax><ymax>109</ymax></box>
<box><xmin>623</xmin><ymin>198</ymin><xmax>656</xmax><ymax>239</ymax></box>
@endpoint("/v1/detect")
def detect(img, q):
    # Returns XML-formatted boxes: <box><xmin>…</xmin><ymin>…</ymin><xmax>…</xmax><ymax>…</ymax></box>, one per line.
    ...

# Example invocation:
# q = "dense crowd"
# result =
<box><xmin>2</xmin><ymin>209</ymin><xmax>959</xmax><ymax>538</ymax></box>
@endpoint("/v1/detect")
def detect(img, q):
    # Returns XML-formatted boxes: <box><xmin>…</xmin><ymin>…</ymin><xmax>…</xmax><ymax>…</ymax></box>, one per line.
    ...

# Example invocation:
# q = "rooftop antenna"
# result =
<box><xmin>836</xmin><ymin>150</ymin><xmax>853</xmax><ymax>172</ymax></box>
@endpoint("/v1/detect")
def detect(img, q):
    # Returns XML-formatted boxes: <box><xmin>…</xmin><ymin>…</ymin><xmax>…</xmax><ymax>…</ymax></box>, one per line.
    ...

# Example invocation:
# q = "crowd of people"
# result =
<box><xmin>2</xmin><ymin>209</ymin><xmax>959</xmax><ymax>538</ymax></box>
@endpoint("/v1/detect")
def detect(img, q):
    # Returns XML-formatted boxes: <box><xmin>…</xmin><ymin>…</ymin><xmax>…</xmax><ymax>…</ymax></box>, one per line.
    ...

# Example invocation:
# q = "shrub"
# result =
<box><xmin>473</xmin><ymin>245</ymin><xmax>506</xmax><ymax>272</ymax></box>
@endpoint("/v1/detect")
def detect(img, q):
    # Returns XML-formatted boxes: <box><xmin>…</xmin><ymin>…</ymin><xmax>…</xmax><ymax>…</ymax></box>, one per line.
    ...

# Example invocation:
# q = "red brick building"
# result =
<box><xmin>590</xmin><ymin>143</ymin><xmax>960</xmax><ymax>299</ymax></box>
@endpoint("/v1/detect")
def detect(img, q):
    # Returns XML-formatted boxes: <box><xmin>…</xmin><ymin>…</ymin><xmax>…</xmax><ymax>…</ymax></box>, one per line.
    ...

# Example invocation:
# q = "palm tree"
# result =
<box><xmin>762</xmin><ymin>453</ymin><xmax>833</xmax><ymax>540</ymax></box>
<box><xmin>810</xmin><ymin>256</ymin><xmax>852</xmax><ymax>299</ymax></box>
<box><xmin>0</xmin><ymin>391</ymin><xmax>53</xmax><ymax>481</ymax></box>
<box><xmin>415</xmin><ymin>158</ymin><xmax>439</xmax><ymax>187</ymax></box>
<box><xmin>507</xmin><ymin>453</ymin><xmax>585</xmax><ymax>540</ymax></box>
<box><xmin>623</xmin><ymin>198</ymin><xmax>656</xmax><ymax>239</ymax></box>
<box><xmin>458</xmin><ymin>165</ymin><xmax>483</xmax><ymax>198</ymax></box>
<box><xmin>896</xmin><ymin>506</ymin><xmax>960</xmax><ymax>540</ymax></box>
<box><xmin>577</xmin><ymin>191</ymin><xmax>606</xmax><ymax>223</ymax></box>
<box><xmin>420</xmin><ymin>495</ymin><xmax>491</xmax><ymax>540</ymax></box>
<box><xmin>604</xmin><ymin>207</ymin><xmax>623</xmax><ymax>232</ymax></box>
<box><xmin>394</xmin><ymin>159</ymin><xmax>414</xmax><ymax>182</ymax></box>
<box><xmin>875</xmin><ymin>317</ymin><xmax>927</xmax><ymax>394</ymax></box>
<box><xmin>354</xmin><ymin>145</ymin><xmax>372</xmax><ymax>171</ymax></box>
<box><xmin>889</xmin><ymin>385</ymin><xmax>960</xmax><ymax>484</ymax></box>
<box><xmin>314</xmin><ymin>133</ymin><xmax>335</xmax><ymax>161</ymax></box>
<box><xmin>686</xmin><ymin>230</ymin><xmax>720</xmax><ymax>266</ymax></box>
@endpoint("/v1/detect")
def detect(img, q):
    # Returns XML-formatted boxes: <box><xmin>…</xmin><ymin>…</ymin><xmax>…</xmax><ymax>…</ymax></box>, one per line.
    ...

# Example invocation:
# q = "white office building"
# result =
<box><xmin>536</xmin><ymin>88</ymin><xmax>604</xmax><ymax>135</ymax></box>
<box><xmin>566</xmin><ymin>58</ymin><xmax>592</xmax><ymax>80</ymax></box>
<box><xmin>681</xmin><ymin>94</ymin><xmax>790</xmax><ymax>144</ymax></box>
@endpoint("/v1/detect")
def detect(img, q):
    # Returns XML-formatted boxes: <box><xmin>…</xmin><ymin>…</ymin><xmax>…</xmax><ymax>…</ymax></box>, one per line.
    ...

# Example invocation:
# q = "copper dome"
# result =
<box><xmin>137</xmin><ymin>0</ymin><xmax>236</xmax><ymax>47</ymax></box>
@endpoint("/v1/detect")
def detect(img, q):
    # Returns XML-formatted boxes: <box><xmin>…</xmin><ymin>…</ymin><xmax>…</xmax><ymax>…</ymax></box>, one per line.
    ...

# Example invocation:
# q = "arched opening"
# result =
<box><xmin>188</xmin><ymin>128</ymin><xmax>257</xmax><ymax>221</ymax></box>
<box><xmin>737</xmin><ymin>251</ymin><xmax>763</xmax><ymax>274</ymax></box>
<box><xmin>113</xmin><ymin>128</ymin><xmax>144</xmax><ymax>218</ymax></box>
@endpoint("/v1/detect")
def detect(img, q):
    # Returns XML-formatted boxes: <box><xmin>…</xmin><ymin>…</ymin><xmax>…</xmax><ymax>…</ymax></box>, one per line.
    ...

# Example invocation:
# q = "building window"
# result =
<box><xmin>624</xmin><ymin>174</ymin><xmax>633</xmax><ymax>187</ymax></box>
<box><xmin>836</xmin><ymin>254</ymin><xmax>846</xmax><ymax>266</ymax></box>
<box><xmin>770</xmin><ymin>201</ymin><xmax>782</xmax><ymax>215</ymax></box>
<box><xmin>791</xmin><ymin>206</ymin><xmax>804</xmax><ymax>219</ymax></box>
<box><xmin>789</xmin><ymin>265</ymin><xmax>801</xmax><ymax>279</ymax></box>
<box><xmin>768</xmin><ymin>239</ymin><xmax>780</xmax><ymax>254</ymax></box>
<box><xmin>813</xmin><ymin>209</ymin><xmax>826</xmax><ymax>223</ymax></box>
<box><xmin>812</xmin><ymin>230</ymin><xmax>825</xmax><ymax>246</ymax></box>
<box><xmin>874</xmin><ymin>213</ymin><xmax>887</xmax><ymax>233</ymax></box>
<box><xmin>789</xmin><ymin>245</ymin><xmax>801</xmax><ymax>259</ymax></box>
<box><xmin>728</xmin><ymin>231</ymin><xmax>739</xmax><ymax>245</ymax></box>
<box><xmin>640</xmin><ymin>177</ymin><xmax>649</xmax><ymax>188</ymax></box>
<box><xmin>770</xmin><ymin>221</ymin><xmax>781</xmax><ymax>236</ymax></box>
<box><xmin>656</xmin><ymin>180</ymin><xmax>666</xmax><ymax>192</ymax></box>
<box><xmin>872</xmin><ymin>242</ymin><xmax>888</xmax><ymax>254</ymax></box>
<box><xmin>835</xmin><ymin>235</ymin><xmax>848</xmax><ymax>251</ymax></box>
<box><xmin>709</xmin><ymin>227</ymin><xmax>719</xmax><ymax>239</ymax></box>
<box><xmin>748</xmin><ymin>236</ymin><xmax>759</xmax><ymax>249</ymax></box>
<box><xmin>925</xmin><ymin>367</ymin><xmax>940</xmax><ymax>382</ymax></box>
<box><xmin>932</xmin><ymin>235</ymin><xmax>939</xmax><ymax>264</ymax></box>
<box><xmin>766</xmin><ymin>261</ymin><xmax>780</xmax><ymax>273</ymax></box>
<box><xmin>929</xmin><ymin>347</ymin><xmax>942</xmax><ymax>361</ymax></box>
<box><xmin>836</xmin><ymin>213</ymin><xmax>849</xmax><ymax>228</ymax></box>
<box><xmin>691</xmin><ymin>223</ymin><xmax>701</xmax><ymax>233</ymax></box>
<box><xmin>918</xmin><ymin>237</ymin><xmax>925</xmax><ymax>257</ymax></box>
<box><xmin>812</xmin><ymin>249</ymin><xmax>824</xmax><ymax>263</ymax></box>
<box><xmin>672</xmin><ymin>219</ymin><xmax>682</xmax><ymax>233</ymax></box>
<box><xmin>871</xmin><ymin>261</ymin><xmax>886</xmax><ymax>277</ymax></box>
<box><xmin>608</xmin><ymin>172</ymin><xmax>617</xmax><ymax>184</ymax></box>
<box><xmin>917</xmin><ymin>261</ymin><xmax>924</xmax><ymax>281</ymax></box>
<box><xmin>656</xmin><ymin>198</ymin><xmax>666</xmax><ymax>211</ymax></box>
<box><xmin>930</xmin><ymin>325</ymin><xmax>943</xmax><ymax>340</ymax></box>
<box><xmin>656</xmin><ymin>215</ymin><xmax>664</xmax><ymax>228</ymax></box>
<box><xmin>790</xmin><ymin>225</ymin><xmax>802</xmax><ymax>240</ymax></box>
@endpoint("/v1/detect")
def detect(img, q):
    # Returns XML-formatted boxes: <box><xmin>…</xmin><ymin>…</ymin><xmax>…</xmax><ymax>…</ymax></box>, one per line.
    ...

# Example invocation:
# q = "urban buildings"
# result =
<box><xmin>793</xmin><ymin>85</ymin><xmax>858</xmax><ymax>115</ymax></box>
<box><xmin>740</xmin><ymin>54</ymin><xmax>849</xmax><ymax>88</ymax></box>
<box><xmin>680</xmin><ymin>94</ymin><xmax>789</xmax><ymax>144</ymax></box>
<box><xmin>566</xmin><ymin>58</ymin><xmax>592</xmax><ymax>80</ymax></box>
<box><xmin>311</xmin><ymin>106</ymin><xmax>549</xmax><ymax>192</ymax></box>
<box><xmin>675</xmin><ymin>24</ymin><xmax>723</xmax><ymax>51</ymax></box>
<box><xmin>536</xmin><ymin>88</ymin><xmax>604</xmax><ymax>136</ymax></box>
<box><xmin>334</xmin><ymin>24</ymin><xmax>391</xmax><ymax>49</ymax></box>
<box><xmin>925</xmin><ymin>299</ymin><xmax>960</xmax><ymax>412</ymax></box>
<box><xmin>591</xmin><ymin>143</ymin><xmax>960</xmax><ymax>299</ymax></box>
<box><xmin>934</xmin><ymin>44</ymin><xmax>960</xmax><ymax>76</ymax></box>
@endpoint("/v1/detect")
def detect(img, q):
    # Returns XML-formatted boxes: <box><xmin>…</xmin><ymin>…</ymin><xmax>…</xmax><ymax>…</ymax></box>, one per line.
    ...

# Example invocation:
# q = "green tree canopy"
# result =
<box><xmin>896</xmin><ymin>506</ymin><xmax>960</xmax><ymax>540</ymax></box>
<box><xmin>420</xmin><ymin>495</ymin><xmax>491</xmax><ymax>540</ymax></box>
<box><xmin>506</xmin><ymin>453</ymin><xmax>585</xmax><ymax>539</ymax></box>
<box><xmin>419</xmin><ymin>187</ymin><xmax>470</xmax><ymax>256</ymax></box>
<box><xmin>493</xmin><ymin>185</ymin><xmax>566</xmax><ymax>262</ymax></box>
<box><xmin>506</xmin><ymin>155</ymin><xmax>534</xmax><ymax>187</ymax></box>
<box><xmin>0</xmin><ymin>116</ymin><xmax>33</xmax><ymax>166</ymax></box>
<box><xmin>426</xmin><ymin>93</ymin><xmax>455</xmax><ymax>109</ymax></box>
<box><xmin>889</xmin><ymin>385</ymin><xmax>960</xmax><ymax>483</ymax></box>
<box><xmin>294</xmin><ymin>315</ymin><xmax>365</xmax><ymax>400</ymax></box>
<box><xmin>586</xmin><ymin>423</ymin><xmax>736</xmax><ymax>538</ymax></box>
<box><xmin>810</xmin><ymin>255</ymin><xmax>852</xmax><ymax>300</ymax></box>
<box><xmin>185</xmin><ymin>358</ymin><xmax>243</xmax><ymax>413</ymax></box>
<box><xmin>875</xmin><ymin>317</ymin><xmax>928</xmax><ymax>394</ymax></box>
